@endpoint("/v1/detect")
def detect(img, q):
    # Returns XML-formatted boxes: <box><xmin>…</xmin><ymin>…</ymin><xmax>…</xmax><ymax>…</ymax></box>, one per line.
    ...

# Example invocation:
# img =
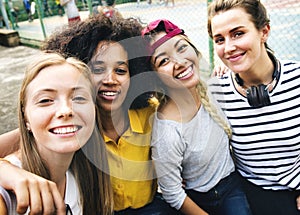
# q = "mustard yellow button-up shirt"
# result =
<box><xmin>105</xmin><ymin>107</ymin><xmax>157</xmax><ymax>211</ymax></box>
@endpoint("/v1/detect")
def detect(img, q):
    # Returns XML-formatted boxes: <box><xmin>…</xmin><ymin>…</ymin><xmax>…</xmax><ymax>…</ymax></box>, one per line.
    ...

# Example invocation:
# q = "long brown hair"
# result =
<box><xmin>18</xmin><ymin>52</ymin><xmax>114</xmax><ymax>214</ymax></box>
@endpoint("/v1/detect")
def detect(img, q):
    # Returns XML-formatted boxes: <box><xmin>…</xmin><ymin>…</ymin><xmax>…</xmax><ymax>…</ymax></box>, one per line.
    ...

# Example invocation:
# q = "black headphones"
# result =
<box><xmin>235</xmin><ymin>52</ymin><xmax>280</xmax><ymax>108</ymax></box>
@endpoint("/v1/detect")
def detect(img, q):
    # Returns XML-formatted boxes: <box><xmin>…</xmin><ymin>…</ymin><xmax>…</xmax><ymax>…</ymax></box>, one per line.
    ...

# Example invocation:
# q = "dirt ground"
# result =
<box><xmin>0</xmin><ymin>45</ymin><xmax>40</xmax><ymax>134</ymax></box>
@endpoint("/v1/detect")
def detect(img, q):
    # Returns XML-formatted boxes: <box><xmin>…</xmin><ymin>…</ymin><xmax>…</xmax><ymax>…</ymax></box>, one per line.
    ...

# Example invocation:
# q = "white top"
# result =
<box><xmin>61</xmin><ymin>0</ymin><xmax>79</xmax><ymax>19</ymax></box>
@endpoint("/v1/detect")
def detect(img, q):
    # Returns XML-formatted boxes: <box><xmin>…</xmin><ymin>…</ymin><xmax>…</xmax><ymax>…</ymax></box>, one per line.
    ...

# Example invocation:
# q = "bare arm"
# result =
<box><xmin>297</xmin><ymin>196</ymin><xmax>300</xmax><ymax>211</ymax></box>
<box><xmin>180</xmin><ymin>196</ymin><xmax>209</xmax><ymax>215</ymax></box>
<box><xmin>0</xmin><ymin>129</ymin><xmax>20</xmax><ymax>158</ymax></box>
<box><xmin>0</xmin><ymin>159</ymin><xmax>66</xmax><ymax>214</ymax></box>
<box><xmin>60</xmin><ymin>0</ymin><xmax>70</xmax><ymax>7</ymax></box>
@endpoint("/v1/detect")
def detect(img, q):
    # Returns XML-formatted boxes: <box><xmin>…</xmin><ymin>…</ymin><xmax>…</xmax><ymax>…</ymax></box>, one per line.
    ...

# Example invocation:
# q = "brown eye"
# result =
<box><xmin>158</xmin><ymin>58</ymin><xmax>170</xmax><ymax>67</ymax></box>
<box><xmin>115</xmin><ymin>68</ymin><xmax>128</xmax><ymax>75</ymax></box>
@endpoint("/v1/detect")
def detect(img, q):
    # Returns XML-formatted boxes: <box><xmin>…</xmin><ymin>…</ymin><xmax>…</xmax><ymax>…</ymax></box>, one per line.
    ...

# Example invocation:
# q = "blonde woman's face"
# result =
<box><xmin>151</xmin><ymin>33</ymin><xmax>200</xmax><ymax>90</ymax></box>
<box><xmin>24</xmin><ymin>63</ymin><xmax>95</xmax><ymax>156</ymax></box>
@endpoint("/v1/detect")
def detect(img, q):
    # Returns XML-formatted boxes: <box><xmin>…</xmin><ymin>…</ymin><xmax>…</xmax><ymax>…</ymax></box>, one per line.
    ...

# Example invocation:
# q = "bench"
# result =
<box><xmin>0</xmin><ymin>29</ymin><xmax>20</xmax><ymax>47</ymax></box>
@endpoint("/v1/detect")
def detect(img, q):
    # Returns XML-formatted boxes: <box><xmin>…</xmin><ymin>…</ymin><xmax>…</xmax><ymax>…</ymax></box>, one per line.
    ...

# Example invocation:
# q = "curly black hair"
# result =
<box><xmin>42</xmin><ymin>14</ymin><xmax>153</xmax><ymax>109</ymax></box>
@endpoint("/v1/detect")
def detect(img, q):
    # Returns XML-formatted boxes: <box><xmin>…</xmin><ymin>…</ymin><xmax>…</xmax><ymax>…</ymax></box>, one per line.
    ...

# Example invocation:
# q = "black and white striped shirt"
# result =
<box><xmin>208</xmin><ymin>59</ymin><xmax>300</xmax><ymax>190</ymax></box>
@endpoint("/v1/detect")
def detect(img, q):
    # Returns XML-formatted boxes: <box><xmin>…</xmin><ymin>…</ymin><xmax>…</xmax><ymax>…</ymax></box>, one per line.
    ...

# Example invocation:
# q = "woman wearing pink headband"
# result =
<box><xmin>142</xmin><ymin>19</ymin><xmax>252</xmax><ymax>215</ymax></box>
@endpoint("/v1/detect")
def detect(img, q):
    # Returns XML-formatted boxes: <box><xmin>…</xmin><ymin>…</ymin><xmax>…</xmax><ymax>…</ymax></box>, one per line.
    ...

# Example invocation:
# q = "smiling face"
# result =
<box><xmin>151</xmin><ymin>33</ymin><xmax>200</xmax><ymax>90</ymax></box>
<box><xmin>210</xmin><ymin>7</ymin><xmax>269</xmax><ymax>74</ymax></box>
<box><xmin>90</xmin><ymin>41</ymin><xmax>130</xmax><ymax>113</ymax></box>
<box><xmin>24</xmin><ymin>63</ymin><xmax>95</xmax><ymax>155</ymax></box>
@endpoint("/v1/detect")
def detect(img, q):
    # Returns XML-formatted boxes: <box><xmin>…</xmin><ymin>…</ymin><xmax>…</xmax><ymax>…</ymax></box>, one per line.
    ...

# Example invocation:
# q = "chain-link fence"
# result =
<box><xmin>119</xmin><ymin>0</ymin><xmax>300</xmax><ymax>73</ymax></box>
<box><xmin>3</xmin><ymin>0</ymin><xmax>299</xmax><ymax>67</ymax></box>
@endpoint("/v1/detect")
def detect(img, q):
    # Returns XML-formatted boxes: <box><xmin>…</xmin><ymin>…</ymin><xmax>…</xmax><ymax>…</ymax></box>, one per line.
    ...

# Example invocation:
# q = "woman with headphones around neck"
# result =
<box><xmin>207</xmin><ymin>0</ymin><xmax>300</xmax><ymax>214</ymax></box>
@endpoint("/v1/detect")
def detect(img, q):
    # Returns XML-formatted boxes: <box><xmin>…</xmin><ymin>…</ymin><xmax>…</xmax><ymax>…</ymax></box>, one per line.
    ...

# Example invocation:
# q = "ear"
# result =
<box><xmin>261</xmin><ymin>24</ymin><xmax>270</xmax><ymax>43</ymax></box>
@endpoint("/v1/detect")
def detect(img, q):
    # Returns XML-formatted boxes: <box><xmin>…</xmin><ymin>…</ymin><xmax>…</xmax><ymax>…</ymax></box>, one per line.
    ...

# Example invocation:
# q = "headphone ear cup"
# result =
<box><xmin>246</xmin><ymin>85</ymin><xmax>271</xmax><ymax>107</ymax></box>
<box><xmin>247</xmin><ymin>86</ymin><xmax>259</xmax><ymax>107</ymax></box>
<box><xmin>257</xmin><ymin>84</ymin><xmax>271</xmax><ymax>106</ymax></box>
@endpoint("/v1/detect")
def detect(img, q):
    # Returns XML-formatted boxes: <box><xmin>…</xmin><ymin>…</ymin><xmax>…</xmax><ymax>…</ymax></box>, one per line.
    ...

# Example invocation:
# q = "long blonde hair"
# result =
<box><xmin>18</xmin><ymin>52</ymin><xmax>114</xmax><ymax>214</ymax></box>
<box><xmin>145</xmin><ymin>32</ymin><xmax>232</xmax><ymax>138</ymax></box>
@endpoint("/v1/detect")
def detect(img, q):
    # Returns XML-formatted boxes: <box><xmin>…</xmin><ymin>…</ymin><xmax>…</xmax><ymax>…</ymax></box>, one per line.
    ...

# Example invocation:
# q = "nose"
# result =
<box><xmin>171</xmin><ymin>57</ymin><xmax>186</xmax><ymax>69</ymax></box>
<box><xmin>224</xmin><ymin>38</ymin><xmax>236</xmax><ymax>53</ymax></box>
<box><xmin>56</xmin><ymin>101</ymin><xmax>73</xmax><ymax>118</ymax></box>
<box><xmin>102</xmin><ymin>71</ymin><xmax>118</xmax><ymax>85</ymax></box>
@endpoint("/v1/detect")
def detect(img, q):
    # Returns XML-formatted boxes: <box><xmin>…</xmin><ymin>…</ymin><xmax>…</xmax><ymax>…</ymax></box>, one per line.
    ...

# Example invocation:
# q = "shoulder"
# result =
<box><xmin>280</xmin><ymin>59</ymin><xmax>300</xmax><ymax>72</ymax></box>
<box><xmin>130</xmin><ymin>106</ymin><xmax>155</xmax><ymax>119</ymax></box>
<box><xmin>128</xmin><ymin>106</ymin><xmax>155</xmax><ymax>131</ymax></box>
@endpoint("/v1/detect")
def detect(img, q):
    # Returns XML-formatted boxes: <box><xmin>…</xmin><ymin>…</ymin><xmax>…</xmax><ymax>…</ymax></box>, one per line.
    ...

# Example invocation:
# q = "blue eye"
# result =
<box><xmin>92</xmin><ymin>67</ymin><xmax>105</xmax><ymax>74</ymax></box>
<box><xmin>38</xmin><ymin>98</ymin><xmax>53</xmax><ymax>104</ymax></box>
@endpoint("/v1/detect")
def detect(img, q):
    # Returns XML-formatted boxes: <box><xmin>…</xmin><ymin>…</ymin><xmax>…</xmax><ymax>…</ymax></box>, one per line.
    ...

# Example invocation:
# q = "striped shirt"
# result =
<box><xmin>208</xmin><ymin>59</ymin><xmax>300</xmax><ymax>190</ymax></box>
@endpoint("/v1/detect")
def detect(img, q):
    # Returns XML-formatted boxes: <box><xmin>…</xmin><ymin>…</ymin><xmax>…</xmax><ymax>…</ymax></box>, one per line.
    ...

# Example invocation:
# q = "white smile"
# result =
<box><xmin>176</xmin><ymin>66</ymin><xmax>193</xmax><ymax>79</ymax></box>
<box><xmin>51</xmin><ymin>126</ymin><xmax>80</xmax><ymax>134</ymax></box>
<box><xmin>100</xmin><ymin>91</ymin><xmax>120</xmax><ymax>96</ymax></box>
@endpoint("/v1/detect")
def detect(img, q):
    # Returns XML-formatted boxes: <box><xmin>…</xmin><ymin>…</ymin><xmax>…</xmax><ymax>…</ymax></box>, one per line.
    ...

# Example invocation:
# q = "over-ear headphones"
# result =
<box><xmin>234</xmin><ymin>52</ymin><xmax>280</xmax><ymax>107</ymax></box>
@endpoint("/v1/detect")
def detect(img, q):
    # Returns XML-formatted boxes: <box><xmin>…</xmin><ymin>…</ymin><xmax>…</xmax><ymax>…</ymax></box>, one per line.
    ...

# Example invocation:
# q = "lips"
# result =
<box><xmin>227</xmin><ymin>52</ymin><xmax>245</xmax><ymax>62</ymax></box>
<box><xmin>50</xmin><ymin>126</ymin><xmax>81</xmax><ymax>134</ymax></box>
<box><xmin>175</xmin><ymin>66</ymin><xmax>194</xmax><ymax>80</ymax></box>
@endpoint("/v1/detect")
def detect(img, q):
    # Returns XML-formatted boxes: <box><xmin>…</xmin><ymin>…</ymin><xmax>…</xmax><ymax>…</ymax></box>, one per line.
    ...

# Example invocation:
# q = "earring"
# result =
<box><xmin>26</xmin><ymin>122</ymin><xmax>31</xmax><ymax>131</ymax></box>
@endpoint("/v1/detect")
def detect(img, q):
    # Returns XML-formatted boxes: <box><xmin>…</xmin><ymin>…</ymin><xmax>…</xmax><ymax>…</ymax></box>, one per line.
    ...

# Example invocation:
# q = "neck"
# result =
<box><xmin>239</xmin><ymin>52</ymin><xmax>274</xmax><ymax>86</ymax></box>
<box><xmin>100</xmin><ymin>107</ymin><xmax>129</xmax><ymax>142</ymax></box>
<box><xmin>159</xmin><ymin>86</ymin><xmax>200</xmax><ymax>122</ymax></box>
<box><xmin>45</xmin><ymin>154</ymin><xmax>72</xmax><ymax>198</ymax></box>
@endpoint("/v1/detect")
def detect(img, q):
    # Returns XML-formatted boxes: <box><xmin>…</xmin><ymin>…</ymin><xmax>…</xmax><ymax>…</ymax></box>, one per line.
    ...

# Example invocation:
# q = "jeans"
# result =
<box><xmin>114</xmin><ymin>192</ymin><xmax>181</xmax><ymax>215</ymax></box>
<box><xmin>186</xmin><ymin>171</ymin><xmax>252</xmax><ymax>215</ymax></box>
<box><xmin>238</xmin><ymin>173</ymin><xmax>300</xmax><ymax>215</ymax></box>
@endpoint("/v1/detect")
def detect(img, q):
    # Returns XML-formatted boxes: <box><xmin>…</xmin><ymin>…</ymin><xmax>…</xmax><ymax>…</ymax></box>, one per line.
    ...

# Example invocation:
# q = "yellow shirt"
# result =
<box><xmin>105</xmin><ymin>106</ymin><xmax>157</xmax><ymax>211</ymax></box>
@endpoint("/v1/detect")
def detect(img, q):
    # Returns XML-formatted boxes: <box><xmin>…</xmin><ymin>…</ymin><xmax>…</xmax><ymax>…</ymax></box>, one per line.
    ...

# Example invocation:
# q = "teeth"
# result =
<box><xmin>101</xmin><ymin>91</ymin><xmax>118</xmax><ymax>96</ymax></box>
<box><xmin>52</xmin><ymin>126</ymin><xmax>78</xmax><ymax>134</ymax></box>
<box><xmin>177</xmin><ymin>67</ymin><xmax>192</xmax><ymax>79</ymax></box>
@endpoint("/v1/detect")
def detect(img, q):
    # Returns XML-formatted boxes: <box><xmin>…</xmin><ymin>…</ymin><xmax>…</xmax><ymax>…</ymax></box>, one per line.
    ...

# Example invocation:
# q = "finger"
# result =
<box><xmin>211</xmin><ymin>66</ymin><xmax>220</xmax><ymax>78</ymax></box>
<box><xmin>49</xmin><ymin>183</ymin><xmax>65</xmax><ymax>215</ymax></box>
<box><xmin>14</xmin><ymin>181</ymin><xmax>31</xmax><ymax>214</ymax></box>
<box><xmin>39</xmin><ymin>181</ymin><xmax>62</xmax><ymax>215</ymax></box>
<box><xmin>25</xmin><ymin>180</ymin><xmax>43</xmax><ymax>215</ymax></box>
<box><xmin>297</xmin><ymin>196</ymin><xmax>300</xmax><ymax>210</ymax></box>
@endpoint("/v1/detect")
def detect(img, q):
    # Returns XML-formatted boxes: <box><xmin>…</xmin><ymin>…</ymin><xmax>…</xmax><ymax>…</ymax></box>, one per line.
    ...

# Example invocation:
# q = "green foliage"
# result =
<box><xmin>115</xmin><ymin>0</ymin><xmax>136</xmax><ymax>4</ymax></box>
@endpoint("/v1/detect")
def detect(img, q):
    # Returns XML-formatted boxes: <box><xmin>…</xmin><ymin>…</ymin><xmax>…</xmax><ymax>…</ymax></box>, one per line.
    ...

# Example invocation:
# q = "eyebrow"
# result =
<box><xmin>116</xmin><ymin>61</ymin><xmax>129</xmax><ymax>67</ymax></box>
<box><xmin>91</xmin><ymin>60</ymin><xmax>128</xmax><ymax>67</ymax></box>
<box><xmin>213</xmin><ymin>26</ymin><xmax>244</xmax><ymax>38</ymax></box>
<box><xmin>32</xmin><ymin>86</ymin><xmax>88</xmax><ymax>99</ymax></box>
<box><xmin>153</xmin><ymin>38</ymin><xmax>184</xmax><ymax>65</ymax></box>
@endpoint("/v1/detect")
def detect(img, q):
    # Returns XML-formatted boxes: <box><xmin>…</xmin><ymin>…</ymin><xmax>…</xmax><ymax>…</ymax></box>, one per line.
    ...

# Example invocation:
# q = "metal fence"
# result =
<box><xmin>2</xmin><ymin>0</ymin><xmax>300</xmax><ymax>68</ymax></box>
<box><xmin>119</xmin><ymin>0</ymin><xmax>300</xmax><ymax>72</ymax></box>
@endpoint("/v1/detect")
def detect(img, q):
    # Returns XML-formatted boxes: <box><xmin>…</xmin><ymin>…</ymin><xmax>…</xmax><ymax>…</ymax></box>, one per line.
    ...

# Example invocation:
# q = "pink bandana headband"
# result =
<box><xmin>142</xmin><ymin>19</ymin><xmax>184</xmax><ymax>56</ymax></box>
